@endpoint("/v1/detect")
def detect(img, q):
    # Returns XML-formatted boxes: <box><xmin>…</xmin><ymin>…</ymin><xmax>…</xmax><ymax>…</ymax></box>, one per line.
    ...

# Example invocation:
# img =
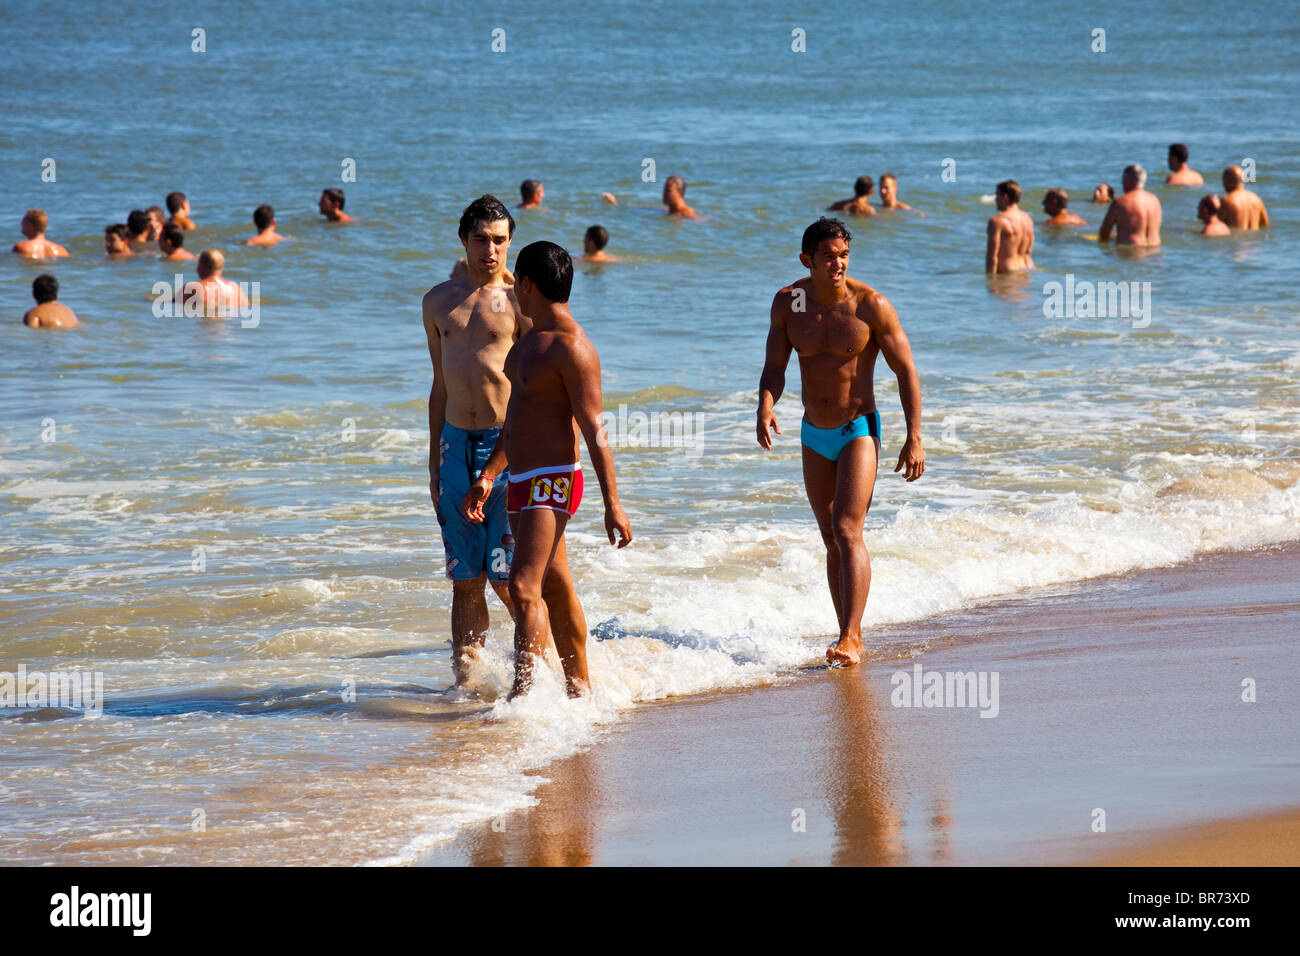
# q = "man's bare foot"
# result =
<box><xmin>452</xmin><ymin>644</ymin><xmax>482</xmax><ymax>687</ymax></box>
<box><xmin>826</xmin><ymin>634</ymin><xmax>864</xmax><ymax>667</ymax></box>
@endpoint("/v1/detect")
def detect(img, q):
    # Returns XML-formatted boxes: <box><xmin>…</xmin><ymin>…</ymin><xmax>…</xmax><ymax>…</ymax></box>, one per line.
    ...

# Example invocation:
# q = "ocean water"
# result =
<box><xmin>1</xmin><ymin>0</ymin><xmax>1297</xmax><ymax>864</ymax></box>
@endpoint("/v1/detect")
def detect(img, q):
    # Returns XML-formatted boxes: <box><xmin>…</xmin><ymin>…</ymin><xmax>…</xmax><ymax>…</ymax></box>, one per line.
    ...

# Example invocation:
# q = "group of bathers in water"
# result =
<box><xmin>436</xmin><ymin>423</ymin><xmax>583</xmax><ymax>581</ymax></box>
<box><xmin>438</xmin><ymin>411</ymin><xmax>875</xmax><ymax>579</ymax></box>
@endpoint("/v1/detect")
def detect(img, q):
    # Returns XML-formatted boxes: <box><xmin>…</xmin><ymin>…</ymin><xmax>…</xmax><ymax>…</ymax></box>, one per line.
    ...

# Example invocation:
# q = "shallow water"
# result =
<box><xmin>1</xmin><ymin>0</ymin><xmax>1297</xmax><ymax>864</ymax></box>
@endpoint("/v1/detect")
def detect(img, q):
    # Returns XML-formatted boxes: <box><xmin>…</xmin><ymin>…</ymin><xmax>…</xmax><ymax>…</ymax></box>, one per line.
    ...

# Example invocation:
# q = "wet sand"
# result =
<box><xmin>419</xmin><ymin>544</ymin><xmax>1300</xmax><ymax>866</ymax></box>
<box><xmin>1082</xmin><ymin>808</ymin><xmax>1300</xmax><ymax>866</ymax></box>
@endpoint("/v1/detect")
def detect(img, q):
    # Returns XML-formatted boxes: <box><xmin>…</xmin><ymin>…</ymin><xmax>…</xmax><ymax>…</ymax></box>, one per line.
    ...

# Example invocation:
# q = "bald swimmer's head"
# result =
<box><xmin>1122</xmin><ymin>165</ymin><xmax>1147</xmax><ymax>191</ymax></box>
<box><xmin>1223</xmin><ymin>165</ymin><xmax>1244</xmax><ymax>190</ymax></box>
<box><xmin>197</xmin><ymin>248</ymin><xmax>225</xmax><ymax>278</ymax></box>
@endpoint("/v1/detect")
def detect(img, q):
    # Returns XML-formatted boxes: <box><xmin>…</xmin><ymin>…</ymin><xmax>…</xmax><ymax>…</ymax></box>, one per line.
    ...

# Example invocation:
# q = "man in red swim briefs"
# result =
<box><xmin>462</xmin><ymin>240</ymin><xmax>632</xmax><ymax>699</ymax></box>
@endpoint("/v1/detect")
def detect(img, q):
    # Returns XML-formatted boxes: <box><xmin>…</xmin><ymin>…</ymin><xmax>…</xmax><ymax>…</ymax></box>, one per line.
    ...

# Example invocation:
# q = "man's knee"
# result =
<box><xmin>831</xmin><ymin>514</ymin><xmax>866</xmax><ymax>550</ymax></box>
<box><xmin>452</xmin><ymin>574</ymin><xmax>487</xmax><ymax>599</ymax></box>
<box><xmin>508</xmin><ymin>574</ymin><xmax>544</xmax><ymax>610</ymax></box>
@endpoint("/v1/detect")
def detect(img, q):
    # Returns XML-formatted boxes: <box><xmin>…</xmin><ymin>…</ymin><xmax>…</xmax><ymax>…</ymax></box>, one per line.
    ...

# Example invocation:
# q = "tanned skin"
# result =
<box><xmin>463</xmin><ymin>266</ymin><xmax>631</xmax><ymax>699</ymax></box>
<box><xmin>757</xmin><ymin>235</ymin><xmax>924</xmax><ymax>666</ymax></box>
<box><xmin>986</xmin><ymin>189</ymin><xmax>1035</xmax><ymax>273</ymax></box>
<box><xmin>1219</xmin><ymin>166</ymin><xmax>1270</xmax><ymax>230</ymax></box>
<box><xmin>422</xmin><ymin>216</ymin><xmax>529</xmax><ymax>686</ymax></box>
<box><xmin>13</xmin><ymin>214</ymin><xmax>69</xmax><ymax>259</ymax></box>
<box><xmin>1099</xmin><ymin>168</ymin><xmax>1162</xmax><ymax>246</ymax></box>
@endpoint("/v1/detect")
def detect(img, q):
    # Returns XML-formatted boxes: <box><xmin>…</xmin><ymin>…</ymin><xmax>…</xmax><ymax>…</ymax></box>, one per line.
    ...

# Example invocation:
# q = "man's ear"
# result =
<box><xmin>798</xmin><ymin>252</ymin><xmax>812</xmax><ymax>270</ymax></box>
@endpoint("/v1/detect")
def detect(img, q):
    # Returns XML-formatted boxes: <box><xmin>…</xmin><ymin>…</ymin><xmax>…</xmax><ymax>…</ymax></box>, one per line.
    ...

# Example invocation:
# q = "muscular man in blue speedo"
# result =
<box><xmin>756</xmin><ymin>217</ymin><xmax>926</xmax><ymax>666</ymax></box>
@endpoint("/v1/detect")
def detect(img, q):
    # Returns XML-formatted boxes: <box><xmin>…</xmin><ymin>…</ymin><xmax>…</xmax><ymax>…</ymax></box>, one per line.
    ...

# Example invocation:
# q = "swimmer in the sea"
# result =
<box><xmin>828</xmin><ymin>176</ymin><xmax>877</xmax><ymax>217</ymax></box>
<box><xmin>12</xmin><ymin>209</ymin><xmax>69</xmax><ymax>259</ymax></box>
<box><xmin>1196</xmin><ymin>195</ymin><xmax>1230</xmax><ymax>237</ymax></box>
<box><xmin>318</xmin><ymin>188</ymin><xmax>353</xmax><ymax>223</ymax></box>
<box><xmin>1218</xmin><ymin>165</ymin><xmax>1270</xmax><ymax>230</ymax></box>
<box><xmin>246</xmin><ymin>204</ymin><xmax>288</xmax><ymax>247</ymax></box>
<box><xmin>22</xmin><ymin>274</ymin><xmax>80</xmax><ymax>329</ymax></box>
<box><xmin>1042</xmin><ymin>188</ymin><xmax>1086</xmax><ymax>227</ymax></box>
<box><xmin>986</xmin><ymin>180</ymin><xmax>1034</xmax><ymax>273</ymax></box>
<box><xmin>159</xmin><ymin>224</ymin><xmax>196</xmax><ymax>260</ymax></box>
<box><xmin>1099</xmin><ymin>164</ymin><xmax>1162</xmax><ymax>246</ymax></box>
<box><xmin>577</xmin><ymin>225</ymin><xmax>621</xmax><ymax>262</ymax></box>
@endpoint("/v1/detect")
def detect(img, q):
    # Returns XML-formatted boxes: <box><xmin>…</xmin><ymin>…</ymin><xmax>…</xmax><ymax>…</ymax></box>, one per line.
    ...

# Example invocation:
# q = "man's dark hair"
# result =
<box><xmin>127</xmin><ymin>209</ymin><xmax>151</xmax><ymax>236</ymax></box>
<box><xmin>585</xmin><ymin>225</ymin><xmax>609</xmax><ymax>250</ymax></box>
<box><xmin>801</xmin><ymin>217</ymin><xmax>852</xmax><ymax>256</ymax></box>
<box><xmin>161</xmin><ymin>224</ymin><xmax>185</xmax><ymax>248</ymax></box>
<box><xmin>520</xmin><ymin>179</ymin><xmax>542</xmax><ymax>203</ymax></box>
<box><xmin>458</xmin><ymin>194</ymin><xmax>515</xmax><ymax>240</ymax></box>
<box><xmin>165</xmin><ymin>191</ymin><xmax>187</xmax><ymax>213</ymax></box>
<box><xmin>997</xmin><ymin>180</ymin><xmax>1022</xmax><ymax>204</ymax></box>
<box><xmin>515</xmin><ymin>241</ymin><xmax>573</xmax><ymax>303</ymax></box>
<box><xmin>1169</xmin><ymin>143</ymin><xmax>1189</xmax><ymax>163</ymax></box>
<box><xmin>32</xmin><ymin>274</ymin><xmax>59</xmax><ymax>304</ymax></box>
<box><xmin>1045</xmin><ymin>187</ymin><xmax>1069</xmax><ymax>207</ymax></box>
<box><xmin>853</xmin><ymin>175</ymin><xmax>874</xmax><ymax>197</ymax></box>
<box><xmin>322</xmin><ymin>188</ymin><xmax>345</xmax><ymax>209</ymax></box>
<box><xmin>253</xmin><ymin>204</ymin><xmax>275</xmax><ymax>231</ymax></box>
<box><xmin>105</xmin><ymin>223</ymin><xmax>130</xmax><ymax>241</ymax></box>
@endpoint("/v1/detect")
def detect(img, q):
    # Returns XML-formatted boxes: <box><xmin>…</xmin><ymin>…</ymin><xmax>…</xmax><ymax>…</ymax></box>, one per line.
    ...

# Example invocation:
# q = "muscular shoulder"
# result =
<box><xmin>771</xmin><ymin>278</ymin><xmax>809</xmax><ymax>318</ymax></box>
<box><xmin>850</xmin><ymin>279</ymin><xmax>891</xmax><ymax>322</ymax></box>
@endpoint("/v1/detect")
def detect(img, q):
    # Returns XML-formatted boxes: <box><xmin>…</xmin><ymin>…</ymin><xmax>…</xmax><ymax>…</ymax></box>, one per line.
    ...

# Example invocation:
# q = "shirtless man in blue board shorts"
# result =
<box><xmin>757</xmin><ymin>217</ymin><xmax>925</xmax><ymax>666</ymax></box>
<box><xmin>422</xmin><ymin>195</ymin><xmax>531</xmax><ymax>687</ymax></box>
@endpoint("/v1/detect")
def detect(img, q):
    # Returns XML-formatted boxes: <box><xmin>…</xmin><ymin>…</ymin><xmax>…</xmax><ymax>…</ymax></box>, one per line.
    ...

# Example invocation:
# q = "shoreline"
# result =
<box><xmin>419</xmin><ymin>542</ymin><xmax>1300</xmax><ymax>866</ymax></box>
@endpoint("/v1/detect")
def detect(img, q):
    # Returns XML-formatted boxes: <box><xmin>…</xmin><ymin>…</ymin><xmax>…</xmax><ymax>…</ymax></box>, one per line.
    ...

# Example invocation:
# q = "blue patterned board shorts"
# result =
<box><xmin>435</xmin><ymin>423</ymin><xmax>512</xmax><ymax>581</ymax></box>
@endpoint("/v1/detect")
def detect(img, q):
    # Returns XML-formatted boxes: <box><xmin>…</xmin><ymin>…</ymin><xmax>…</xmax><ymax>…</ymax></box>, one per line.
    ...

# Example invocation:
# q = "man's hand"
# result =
<box><xmin>461</xmin><ymin>474</ymin><xmax>493</xmax><ymax>523</ymax></box>
<box><xmin>605</xmin><ymin>502</ymin><xmax>632</xmax><ymax>548</ymax></box>
<box><xmin>429</xmin><ymin>472</ymin><xmax>439</xmax><ymax>507</ymax></box>
<box><xmin>756</xmin><ymin>408</ymin><xmax>781</xmax><ymax>449</ymax></box>
<box><xmin>895</xmin><ymin>437</ymin><xmax>925</xmax><ymax>482</ymax></box>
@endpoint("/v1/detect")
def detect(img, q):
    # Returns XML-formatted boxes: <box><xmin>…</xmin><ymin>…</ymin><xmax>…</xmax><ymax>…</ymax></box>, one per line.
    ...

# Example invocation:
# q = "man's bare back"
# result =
<box><xmin>1100</xmin><ymin>167</ymin><xmax>1162</xmax><ymax>246</ymax></box>
<box><xmin>14</xmin><ymin>237</ymin><xmax>68</xmax><ymax>258</ymax></box>
<box><xmin>503</xmin><ymin>324</ymin><xmax>586</xmax><ymax>472</ymax></box>
<box><xmin>1101</xmin><ymin>190</ymin><xmax>1162</xmax><ymax>245</ymax></box>
<box><xmin>184</xmin><ymin>276</ymin><xmax>249</xmax><ymax>316</ymax></box>
<box><xmin>1220</xmin><ymin>167</ymin><xmax>1270</xmax><ymax>230</ymax></box>
<box><xmin>23</xmin><ymin>302</ymin><xmax>80</xmax><ymax>328</ymax></box>
<box><xmin>986</xmin><ymin>208</ymin><xmax>1035</xmax><ymax>273</ymax></box>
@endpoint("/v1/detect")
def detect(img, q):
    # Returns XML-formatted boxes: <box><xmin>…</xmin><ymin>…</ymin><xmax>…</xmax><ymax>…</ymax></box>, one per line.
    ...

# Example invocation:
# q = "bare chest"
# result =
<box><xmin>787</xmin><ymin>306</ymin><xmax>871</xmax><ymax>358</ymax></box>
<box><xmin>439</xmin><ymin>296</ymin><xmax>516</xmax><ymax>349</ymax></box>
